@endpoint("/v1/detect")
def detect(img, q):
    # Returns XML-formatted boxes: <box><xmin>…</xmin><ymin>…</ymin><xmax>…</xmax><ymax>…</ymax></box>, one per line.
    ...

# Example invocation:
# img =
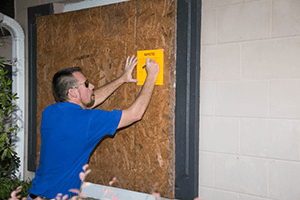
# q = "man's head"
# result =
<box><xmin>52</xmin><ymin>67</ymin><xmax>95</xmax><ymax>108</ymax></box>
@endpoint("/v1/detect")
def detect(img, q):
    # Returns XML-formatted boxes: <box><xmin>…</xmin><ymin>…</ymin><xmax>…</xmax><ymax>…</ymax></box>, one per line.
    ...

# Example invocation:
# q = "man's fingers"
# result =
<box><xmin>146</xmin><ymin>57</ymin><xmax>158</xmax><ymax>67</ymax></box>
<box><xmin>126</xmin><ymin>56</ymin><xmax>137</xmax><ymax>68</ymax></box>
<box><xmin>130</xmin><ymin>57</ymin><xmax>138</xmax><ymax>65</ymax></box>
<box><xmin>129</xmin><ymin>59</ymin><xmax>138</xmax><ymax>69</ymax></box>
<box><xmin>129</xmin><ymin>55</ymin><xmax>136</xmax><ymax>64</ymax></box>
<box><xmin>130</xmin><ymin>55</ymin><xmax>134</xmax><ymax>63</ymax></box>
<box><xmin>126</xmin><ymin>78</ymin><xmax>138</xmax><ymax>83</ymax></box>
<box><xmin>146</xmin><ymin>57</ymin><xmax>158</xmax><ymax>66</ymax></box>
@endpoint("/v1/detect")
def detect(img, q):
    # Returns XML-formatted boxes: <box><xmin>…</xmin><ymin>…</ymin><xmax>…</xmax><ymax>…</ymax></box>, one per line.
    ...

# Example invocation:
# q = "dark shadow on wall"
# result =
<box><xmin>0</xmin><ymin>0</ymin><xmax>14</xmax><ymax>37</ymax></box>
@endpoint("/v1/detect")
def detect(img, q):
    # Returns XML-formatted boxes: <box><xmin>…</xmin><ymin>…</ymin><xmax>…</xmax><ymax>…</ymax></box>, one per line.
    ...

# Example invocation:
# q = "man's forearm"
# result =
<box><xmin>117</xmin><ymin>73</ymin><xmax>157</xmax><ymax>128</ymax></box>
<box><xmin>116</xmin><ymin>58</ymin><xmax>159</xmax><ymax>128</ymax></box>
<box><xmin>91</xmin><ymin>76</ymin><xmax>126</xmax><ymax>108</ymax></box>
<box><xmin>130</xmin><ymin>74</ymin><xmax>157</xmax><ymax>118</ymax></box>
<box><xmin>91</xmin><ymin>55</ymin><xmax>138</xmax><ymax>108</ymax></box>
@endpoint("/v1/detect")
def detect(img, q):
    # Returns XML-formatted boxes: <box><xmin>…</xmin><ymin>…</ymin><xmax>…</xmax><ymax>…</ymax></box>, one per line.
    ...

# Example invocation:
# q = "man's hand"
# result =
<box><xmin>145</xmin><ymin>57</ymin><xmax>160</xmax><ymax>79</ymax></box>
<box><xmin>122</xmin><ymin>55</ymin><xmax>139</xmax><ymax>83</ymax></box>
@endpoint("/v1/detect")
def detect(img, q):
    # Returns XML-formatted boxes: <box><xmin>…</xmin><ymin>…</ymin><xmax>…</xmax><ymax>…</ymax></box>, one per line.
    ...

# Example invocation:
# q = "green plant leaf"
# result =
<box><xmin>0</xmin><ymin>46</ymin><xmax>20</xmax><ymax>179</ymax></box>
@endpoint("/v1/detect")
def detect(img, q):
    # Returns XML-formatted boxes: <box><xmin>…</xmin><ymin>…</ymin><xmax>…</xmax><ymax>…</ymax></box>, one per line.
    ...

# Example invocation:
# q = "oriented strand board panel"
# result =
<box><xmin>36</xmin><ymin>0</ymin><xmax>176</xmax><ymax>198</ymax></box>
<box><xmin>135</xmin><ymin>0</ymin><xmax>176</xmax><ymax>196</ymax></box>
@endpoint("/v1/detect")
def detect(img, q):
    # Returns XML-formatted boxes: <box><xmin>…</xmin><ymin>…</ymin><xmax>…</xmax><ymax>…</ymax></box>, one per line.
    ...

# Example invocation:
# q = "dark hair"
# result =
<box><xmin>52</xmin><ymin>67</ymin><xmax>82</xmax><ymax>102</ymax></box>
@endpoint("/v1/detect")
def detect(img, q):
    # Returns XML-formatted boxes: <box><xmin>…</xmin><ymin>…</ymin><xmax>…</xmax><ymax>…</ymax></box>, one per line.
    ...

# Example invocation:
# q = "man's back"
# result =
<box><xmin>28</xmin><ymin>102</ymin><xmax>121</xmax><ymax>198</ymax></box>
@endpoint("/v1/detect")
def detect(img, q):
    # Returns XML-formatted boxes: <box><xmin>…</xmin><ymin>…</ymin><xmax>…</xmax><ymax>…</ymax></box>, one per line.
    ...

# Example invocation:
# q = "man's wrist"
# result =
<box><xmin>119</xmin><ymin>74</ymin><xmax>127</xmax><ymax>83</ymax></box>
<box><xmin>146</xmin><ymin>73</ymin><xmax>158</xmax><ymax>82</ymax></box>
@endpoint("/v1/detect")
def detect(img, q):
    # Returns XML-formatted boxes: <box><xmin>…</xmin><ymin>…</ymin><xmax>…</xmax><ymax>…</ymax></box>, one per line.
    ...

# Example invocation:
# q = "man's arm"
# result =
<box><xmin>90</xmin><ymin>56</ymin><xmax>138</xmax><ymax>109</ymax></box>
<box><xmin>117</xmin><ymin>57</ymin><xmax>159</xmax><ymax>129</ymax></box>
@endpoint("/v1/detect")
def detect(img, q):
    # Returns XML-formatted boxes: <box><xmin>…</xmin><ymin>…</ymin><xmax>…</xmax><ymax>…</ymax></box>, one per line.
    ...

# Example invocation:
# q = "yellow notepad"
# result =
<box><xmin>137</xmin><ymin>49</ymin><xmax>164</xmax><ymax>85</ymax></box>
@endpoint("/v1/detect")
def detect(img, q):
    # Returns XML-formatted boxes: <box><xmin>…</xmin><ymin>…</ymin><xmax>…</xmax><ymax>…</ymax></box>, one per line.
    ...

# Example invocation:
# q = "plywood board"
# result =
<box><xmin>135</xmin><ymin>0</ymin><xmax>176</xmax><ymax>197</ymax></box>
<box><xmin>36</xmin><ymin>0</ymin><xmax>176</xmax><ymax>198</ymax></box>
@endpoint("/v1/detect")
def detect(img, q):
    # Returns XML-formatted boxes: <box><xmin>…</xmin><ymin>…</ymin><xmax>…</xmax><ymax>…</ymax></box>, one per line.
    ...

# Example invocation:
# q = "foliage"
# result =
<box><xmin>0</xmin><ymin>177</ymin><xmax>32</xmax><ymax>200</ymax></box>
<box><xmin>8</xmin><ymin>164</ymin><xmax>202</xmax><ymax>200</ymax></box>
<box><xmin>0</xmin><ymin>43</ymin><xmax>20</xmax><ymax>179</ymax></box>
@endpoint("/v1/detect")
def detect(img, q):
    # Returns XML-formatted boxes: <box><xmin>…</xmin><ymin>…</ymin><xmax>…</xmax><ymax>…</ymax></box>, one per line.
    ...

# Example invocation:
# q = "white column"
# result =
<box><xmin>0</xmin><ymin>13</ymin><xmax>25</xmax><ymax>180</ymax></box>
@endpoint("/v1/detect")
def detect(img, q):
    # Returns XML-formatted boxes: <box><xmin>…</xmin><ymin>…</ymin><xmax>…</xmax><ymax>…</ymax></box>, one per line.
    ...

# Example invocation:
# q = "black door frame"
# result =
<box><xmin>27</xmin><ymin>1</ymin><xmax>201</xmax><ymax>199</ymax></box>
<box><xmin>27</xmin><ymin>3</ymin><xmax>54</xmax><ymax>172</ymax></box>
<box><xmin>175</xmin><ymin>0</ymin><xmax>201</xmax><ymax>199</ymax></box>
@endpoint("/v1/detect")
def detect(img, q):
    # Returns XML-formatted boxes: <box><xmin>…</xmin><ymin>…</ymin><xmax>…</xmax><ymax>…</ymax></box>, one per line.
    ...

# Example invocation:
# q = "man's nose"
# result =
<box><xmin>90</xmin><ymin>83</ymin><xmax>95</xmax><ymax>90</ymax></box>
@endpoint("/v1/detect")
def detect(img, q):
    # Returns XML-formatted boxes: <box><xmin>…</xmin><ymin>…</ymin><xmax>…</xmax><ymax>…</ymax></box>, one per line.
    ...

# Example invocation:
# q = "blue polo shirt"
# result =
<box><xmin>28</xmin><ymin>102</ymin><xmax>122</xmax><ymax>199</ymax></box>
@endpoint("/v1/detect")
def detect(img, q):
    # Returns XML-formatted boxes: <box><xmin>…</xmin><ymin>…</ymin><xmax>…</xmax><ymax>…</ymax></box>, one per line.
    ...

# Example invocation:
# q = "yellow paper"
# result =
<box><xmin>137</xmin><ymin>49</ymin><xmax>164</xmax><ymax>85</ymax></box>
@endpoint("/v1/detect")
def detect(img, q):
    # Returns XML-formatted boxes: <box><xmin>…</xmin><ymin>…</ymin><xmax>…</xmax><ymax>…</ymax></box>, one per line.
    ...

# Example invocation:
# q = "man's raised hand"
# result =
<box><xmin>145</xmin><ymin>57</ymin><xmax>160</xmax><ymax>78</ymax></box>
<box><xmin>123</xmin><ymin>55</ymin><xmax>139</xmax><ymax>83</ymax></box>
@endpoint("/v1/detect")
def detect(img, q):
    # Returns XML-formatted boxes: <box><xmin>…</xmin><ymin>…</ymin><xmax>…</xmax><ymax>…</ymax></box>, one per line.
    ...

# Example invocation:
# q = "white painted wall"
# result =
<box><xmin>200</xmin><ymin>0</ymin><xmax>300</xmax><ymax>199</ymax></box>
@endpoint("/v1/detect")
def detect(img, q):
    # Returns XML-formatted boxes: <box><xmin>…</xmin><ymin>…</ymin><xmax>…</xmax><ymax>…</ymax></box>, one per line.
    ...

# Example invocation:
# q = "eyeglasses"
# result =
<box><xmin>72</xmin><ymin>80</ymin><xmax>89</xmax><ymax>88</ymax></box>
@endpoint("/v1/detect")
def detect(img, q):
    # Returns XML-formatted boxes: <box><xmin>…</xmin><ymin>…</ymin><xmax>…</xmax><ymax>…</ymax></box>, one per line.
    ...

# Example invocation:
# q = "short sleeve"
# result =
<box><xmin>87</xmin><ymin>109</ymin><xmax>122</xmax><ymax>146</ymax></box>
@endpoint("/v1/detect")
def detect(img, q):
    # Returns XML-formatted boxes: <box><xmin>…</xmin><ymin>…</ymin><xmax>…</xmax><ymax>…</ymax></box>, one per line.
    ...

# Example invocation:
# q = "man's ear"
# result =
<box><xmin>68</xmin><ymin>88</ymin><xmax>78</xmax><ymax>99</ymax></box>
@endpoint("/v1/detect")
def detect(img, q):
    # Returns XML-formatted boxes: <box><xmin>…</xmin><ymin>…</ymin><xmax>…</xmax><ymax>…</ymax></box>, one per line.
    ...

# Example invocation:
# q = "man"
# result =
<box><xmin>27</xmin><ymin>55</ymin><xmax>159</xmax><ymax>199</ymax></box>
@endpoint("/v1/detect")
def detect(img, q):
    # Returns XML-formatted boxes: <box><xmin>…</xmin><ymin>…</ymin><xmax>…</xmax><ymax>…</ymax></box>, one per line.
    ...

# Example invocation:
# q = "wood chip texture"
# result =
<box><xmin>36</xmin><ymin>0</ymin><xmax>176</xmax><ymax>198</ymax></box>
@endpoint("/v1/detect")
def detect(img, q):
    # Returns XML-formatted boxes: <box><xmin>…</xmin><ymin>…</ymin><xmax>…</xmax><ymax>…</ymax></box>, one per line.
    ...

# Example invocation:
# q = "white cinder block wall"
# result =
<box><xmin>200</xmin><ymin>0</ymin><xmax>300</xmax><ymax>199</ymax></box>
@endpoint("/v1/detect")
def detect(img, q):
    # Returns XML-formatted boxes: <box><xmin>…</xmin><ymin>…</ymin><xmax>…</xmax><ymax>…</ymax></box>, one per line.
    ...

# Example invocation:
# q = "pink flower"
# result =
<box><xmin>112</xmin><ymin>196</ymin><xmax>119</xmax><ymax>200</ymax></box>
<box><xmin>194</xmin><ymin>198</ymin><xmax>202</xmax><ymax>200</ymax></box>
<box><xmin>9</xmin><ymin>186</ymin><xmax>22</xmax><ymax>200</ymax></box>
<box><xmin>103</xmin><ymin>188</ymin><xmax>113</xmax><ymax>195</ymax></box>
<box><xmin>82</xmin><ymin>164</ymin><xmax>89</xmax><ymax>171</ymax></box>
<box><xmin>78</xmin><ymin>193</ymin><xmax>87</xmax><ymax>198</ymax></box>
<box><xmin>82</xmin><ymin>182</ymin><xmax>91</xmax><ymax>188</ymax></box>
<box><xmin>68</xmin><ymin>189</ymin><xmax>87</xmax><ymax>199</ymax></box>
<box><xmin>55</xmin><ymin>193</ymin><xmax>62</xmax><ymax>200</ymax></box>
<box><xmin>69</xmin><ymin>189</ymin><xmax>80</xmax><ymax>195</ymax></box>
<box><xmin>109</xmin><ymin>177</ymin><xmax>118</xmax><ymax>186</ymax></box>
<box><xmin>79</xmin><ymin>169</ymin><xmax>91</xmax><ymax>182</ymax></box>
<box><xmin>152</xmin><ymin>192</ymin><xmax>160</xmax><ymax>199</ymax></box>
<box><xmin>103</xmin><ymin>188</ymin><xmax>108</xmax><ymax>195</ymax></box>
<box><xmin>79</xmin><ymin>172</ymin><xmax>85</xmax><ymax>182</ymax></box>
